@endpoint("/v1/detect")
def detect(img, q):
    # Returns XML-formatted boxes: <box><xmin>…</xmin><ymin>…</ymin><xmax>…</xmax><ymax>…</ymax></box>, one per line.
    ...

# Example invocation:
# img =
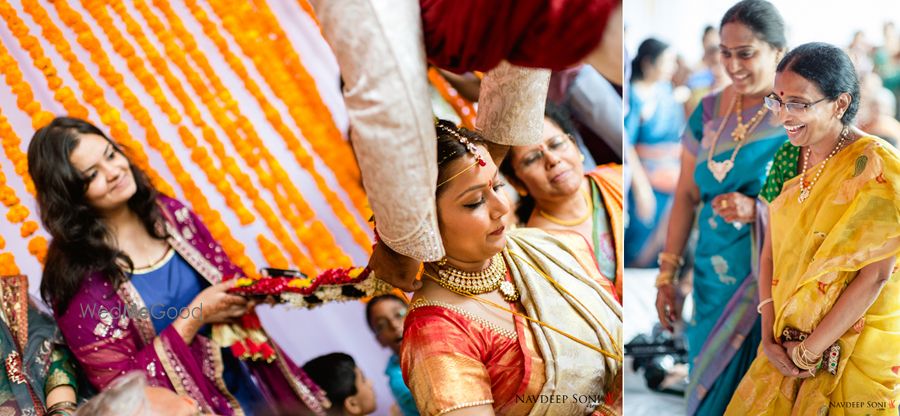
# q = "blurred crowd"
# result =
<box><xmin>625</xmin><ymin>20</ymin><xmax>900</xmax><ymax>269</ymax></box>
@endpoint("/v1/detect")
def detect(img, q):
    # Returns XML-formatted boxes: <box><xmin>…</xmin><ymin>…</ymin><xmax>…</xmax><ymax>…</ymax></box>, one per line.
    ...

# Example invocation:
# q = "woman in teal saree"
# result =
<box><xmin>653</xmin><ymin>1</ymin><xmax>789</xmax><ymax>414</ymax></box>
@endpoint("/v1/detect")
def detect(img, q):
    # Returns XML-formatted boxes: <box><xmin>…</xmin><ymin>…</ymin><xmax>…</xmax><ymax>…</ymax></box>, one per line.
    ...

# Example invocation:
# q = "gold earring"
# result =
<box><xmin>579</xmin><ymin>153</ymin><xmax>586</xmax><ymax>162</ymax></box>
<box><xmin>517</xmin><ymin>189</ymin><xmax>528</xmax><ymax>197</ymax></box>
<box><xmin>437</xmin><ymin>257</ymin><xmax>448</xmax><ymax>267</ymax></box>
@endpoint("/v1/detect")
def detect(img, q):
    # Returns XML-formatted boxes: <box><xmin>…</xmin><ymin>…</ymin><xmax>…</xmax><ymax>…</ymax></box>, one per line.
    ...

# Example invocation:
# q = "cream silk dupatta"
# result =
<box><xmin>726</xmin><ymin>137</ymin><xmax>900</xmax><ymax>415</ymax></box>
<box><xmin>505</xmin><ymin>228</ymin><xmax>623</xmax><ymax>415</ymax></box>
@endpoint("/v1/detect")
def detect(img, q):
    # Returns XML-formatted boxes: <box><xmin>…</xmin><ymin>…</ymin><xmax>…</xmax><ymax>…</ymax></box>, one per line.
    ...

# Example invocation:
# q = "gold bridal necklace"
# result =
<box><xmin>422</xmin><ymin>251</ymin><xmax>622</xmax><ymax>360</ymax></box>
<box><xmin>798</xmin><ymin>126</ymin><xmax>849</xmax><ymax>203</ymax></box>
<box><xmin>538</xmin><ymin>188</ymin><xmax>593</xmax><ymax>226</ymax></box>
<box><xmin>434</xmin><ymin>253</ymin><xmax>520</xmax><ymax>302</ymax></box>
<box><xmin>707</xmin><ymin>94</ymin><xmax>769</xmax><ymax>182</ymax></box>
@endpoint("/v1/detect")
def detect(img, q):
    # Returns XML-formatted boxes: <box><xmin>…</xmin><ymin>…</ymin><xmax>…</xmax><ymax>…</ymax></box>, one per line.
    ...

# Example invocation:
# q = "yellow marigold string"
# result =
<box><xmin>0</xmin><ymin>253</ymin><xmax>21</xmax><ymax>275</ymax></box>
<box><xmin>32</xmin><ymin>0</ymin><xmax>257</xmax><ymax>274</ymax></box>
<box><xmin>249</xmin><ymin>0</ymin><xmax>363</xmax><ymax>182</ymax></box>
<box><xmin>8</xmin><ymin>0</ymin><xmax>174</xmax><ymax>197</ymax></box>
<box><xmin>205</xmin><ymin>0</ymin><xmax>371</xmax><ymax>221</ymax></box>
<box><xmin>78</xmin><ymin>0</ymin><xmax>254</xmax><ymax>228</ymax></box>
<box><xmin>295</xmin><ymin>0</ymin><xmax>320</xmax><ymax>27</ymax></box>
<box><xmin>19</xmin><ymin>221</ymin><xmax>38</xmax><ymax>238</ymax></box>
<box><xmin>123</xmin><ymin>0</ymin><xmax>354</xmax><ymax>269</ymax></box>
<box><xmin>427</xmin><ymin>67</ymin><xmax>478</xmax><ymax>130</ymax></box>
<box><xmin>0</xmin><ymin>109</ymin><xmax>45</xmax><ymax>265</ymax></box>
<box><xmin>179</xmin><ymin>0</ymin><xmax>372</xmax><ymax>262</ymax></box>
<box><xmin>0</xmin><ymin>16</ymin><xmax>56</xmax><ymax>197</ymax></box>
<box><xmin>151</xmin><ymin>0</ymin><xmax>370</xmax><ymax>260</ymax></box>
<box><xmin>27</xmin><ymin>236</ymin><xmax>48</xmax><ymax>264</ymax></box>
<box><xmin>256</xmin><ymin>235</ymin><xmax>295</xmax><ymax>272</ymax></box>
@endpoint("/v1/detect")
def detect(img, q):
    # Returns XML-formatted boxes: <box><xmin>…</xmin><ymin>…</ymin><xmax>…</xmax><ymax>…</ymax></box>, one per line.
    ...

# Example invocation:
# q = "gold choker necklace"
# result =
<box><xmin>435</xmin><ymin>253</ymin><xmax>519</xmax><ymax>302</ymax></box>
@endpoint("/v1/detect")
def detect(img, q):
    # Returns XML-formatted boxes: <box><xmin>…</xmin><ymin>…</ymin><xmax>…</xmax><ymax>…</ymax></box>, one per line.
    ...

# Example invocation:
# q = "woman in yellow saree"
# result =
<box><xmin>400</xmin><ymin>120</ymin><xmax>622</xmax><ymax>416</ymax></box>
<box><xmin>726</xmin><ymin>43</ymin><xmax>900</xmax><ymax>415</ymax></box>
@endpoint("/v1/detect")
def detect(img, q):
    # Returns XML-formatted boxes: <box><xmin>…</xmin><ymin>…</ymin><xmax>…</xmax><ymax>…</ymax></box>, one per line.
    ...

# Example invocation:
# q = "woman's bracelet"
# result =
<box><xmin>655</xmin><ymin>270</ymin><xmax>676</xmax><ymax>288</ymax></box>
<box><xmin>657</xmin><ymin>252</ymin><xmax>684</xmax><ymax>269</ymax></box>
<box><xmin>757</xmin><ymin>297</ymin><xmax>774</xmax><ymax>314</ymax></box>
<box><xmin>798</xmin><ymin>341</ymin><xmax>822</xmax><ymax>363</ymax></box>
<box><xmin>46</xmin><ymin>401</ymin><xmax>77</xmax><ymax>416</ymax></box>
<box><xmin>790</xmin><ymin>341</ymin><xmax>822</xmax><ymax>373</ymax></box>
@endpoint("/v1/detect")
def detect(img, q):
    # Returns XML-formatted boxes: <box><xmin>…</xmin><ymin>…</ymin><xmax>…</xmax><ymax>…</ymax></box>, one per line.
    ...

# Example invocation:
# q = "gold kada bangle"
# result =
<box><xmin>657</xmin><ymin>252</ymin><xmax>684</xmax><ymax>269</ymax></box>
<box><xmin>655</xmin><ymin>270</ymin><xmax>675</xmax><ymax>288</ymax></box>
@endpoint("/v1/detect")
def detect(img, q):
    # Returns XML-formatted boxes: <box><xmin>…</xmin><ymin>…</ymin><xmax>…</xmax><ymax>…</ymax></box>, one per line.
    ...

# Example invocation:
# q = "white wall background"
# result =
<box><xmin>626</xmin><ymin>0</ymin><xmax>900</xmax><ymax>65</ymax></box>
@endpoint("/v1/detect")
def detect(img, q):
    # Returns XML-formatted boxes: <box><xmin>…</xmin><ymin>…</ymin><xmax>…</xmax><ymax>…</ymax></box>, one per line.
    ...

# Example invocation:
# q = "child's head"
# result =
<box><xmin>365</xmin><ymin>294</ymin><xmax>408</xmax><ymax>355</ymax></box>
<box><xmin>302</xmin><ymin>353</ymin><xmax>376</xmax><ymax>416</ymax></box>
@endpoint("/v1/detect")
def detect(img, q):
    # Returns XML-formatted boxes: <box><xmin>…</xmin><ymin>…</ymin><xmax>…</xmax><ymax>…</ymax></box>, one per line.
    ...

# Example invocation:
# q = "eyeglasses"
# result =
<box><xmin>518</xmin><ymin>134</ymin><xmax>574</xmax><ymax>169</ymax></box>
<box><xmin>763</xmin><ymin>95</ymin><xmax>829</xmax><ymax>115</ymax></box>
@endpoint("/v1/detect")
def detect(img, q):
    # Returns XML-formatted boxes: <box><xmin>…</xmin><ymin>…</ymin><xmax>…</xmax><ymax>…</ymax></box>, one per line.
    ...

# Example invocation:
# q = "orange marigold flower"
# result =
<box><xmin>6</xmin><ymin>204</ymin><xmax>29</xmax><ymax>223</ymax></box>
<box><xmin>28</xmin><ymin>236</ymin><xmax>48</xmax><ymax>264</ymax></box>
<box><xmin>0</xmin><ymin>186</ymin><xmax>19</xmax><ymax>207</ymax></box>
<box><xmin>0</xmin><ymin>253</ymin><xmax>20</xmax><ymax>275</ymax></box>
<box><xmin>20</xmin><ymin>220</ymin><xmax>38</xmax><ymax>237</ymax></box>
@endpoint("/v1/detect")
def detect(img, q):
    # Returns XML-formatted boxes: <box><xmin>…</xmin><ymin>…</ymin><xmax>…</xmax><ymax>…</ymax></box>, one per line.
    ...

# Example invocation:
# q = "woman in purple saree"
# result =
<box><xmin>28</xmin><ymin>117</ymin><xmax>329</xmax><ymax>416</ymax></box>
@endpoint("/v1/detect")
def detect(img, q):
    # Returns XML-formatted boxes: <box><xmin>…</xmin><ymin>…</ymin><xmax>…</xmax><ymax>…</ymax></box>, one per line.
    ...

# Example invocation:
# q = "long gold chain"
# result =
<box><xmin>732</xmin><ymin>94</ymin><xmax>769</xmax><ymax>141</ymax></box>
<box><xmin>508</xmin><ymin>251</ymin><xmax>622</xmax><ymax>358</ymax></box>
<box><xmin>799</xmin><ymin>126</ymin><xmax>849</xmax><ymax>203</ymax></box>
<box><xmin>538</xmin><ymin>188</ymin><xmax>593</xmax><ymax>226</ymax></box>
<box><xmin>707</xmin><ymin>94</ymin><xmax>769</xmax><ymax>183</ymax></box>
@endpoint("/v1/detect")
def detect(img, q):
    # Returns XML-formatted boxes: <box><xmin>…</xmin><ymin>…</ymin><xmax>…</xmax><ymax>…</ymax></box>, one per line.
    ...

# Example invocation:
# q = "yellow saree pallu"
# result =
<box><xmin>726</xmin><ymin>136</ymin><xmax>900</xmax><ymax>416</ymax></box>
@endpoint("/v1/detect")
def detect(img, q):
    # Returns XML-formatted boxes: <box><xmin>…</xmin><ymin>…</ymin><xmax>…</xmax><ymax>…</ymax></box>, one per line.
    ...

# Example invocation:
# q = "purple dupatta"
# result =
<box><xmin>55</xmin><ymin>195</ymin><xmax>327</xmax><ymax>415</ymax></box>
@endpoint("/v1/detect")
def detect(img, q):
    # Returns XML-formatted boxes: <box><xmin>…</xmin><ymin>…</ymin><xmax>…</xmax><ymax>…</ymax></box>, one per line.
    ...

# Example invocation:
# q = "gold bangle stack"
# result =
<box><xmin>791</xmin><ymin>341</ymin><xmax>823</xmax><ymax>377</ymax></box>
<box><xmin>656</xmin><ymin>252</ymin><xmax>682</xmax><ymax>288</ymax></box>
<box><xmin>655</xmin><ymin>270</ymin><xmax>676</xmax><ymax>288</ymax></box>
<box><xmin>657</xmin><ymin>252</ymin><xmax>684</xmax><ymax>269</ymax></box>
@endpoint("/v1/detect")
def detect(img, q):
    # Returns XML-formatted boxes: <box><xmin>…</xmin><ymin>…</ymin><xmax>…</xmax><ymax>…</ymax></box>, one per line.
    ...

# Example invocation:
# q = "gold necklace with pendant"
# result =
<box><xmin>435</xmin><ymin>253</ymin><xmax>520</xmax><ymax>302</ymax></box>
<box><xmin>707</xmin><ymin>94</ymin><xmax>769</xmax><ymax>182</ymax></box>
<box><xmin>731</xmin><ymin>94</ymin><xmax>769</xmax><ymax>141</ymax></box>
